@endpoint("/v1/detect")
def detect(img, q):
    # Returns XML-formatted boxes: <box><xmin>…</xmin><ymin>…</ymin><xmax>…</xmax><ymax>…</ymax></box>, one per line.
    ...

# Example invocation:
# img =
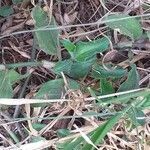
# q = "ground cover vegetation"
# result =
<box><xmin>0</xmin><ymin>0</ymin><xmax>150</xmax><ymax>149</ymax></box>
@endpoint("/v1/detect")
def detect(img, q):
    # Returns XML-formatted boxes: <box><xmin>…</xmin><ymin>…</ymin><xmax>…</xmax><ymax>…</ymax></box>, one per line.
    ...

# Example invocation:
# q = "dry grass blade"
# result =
<box><xmin>5</xmin><ymin>140</ymin><xmax>56</xmax><ymax>150</ymax></box>
<box><xmin>0</xmin><ymin>88</ymin><xmax>145</xmax><ymax>105</ymax></box>
<box><xmin>0</xmin><ymin>98</ymin><xmax>70</xmax><ymax>105</ymax></box>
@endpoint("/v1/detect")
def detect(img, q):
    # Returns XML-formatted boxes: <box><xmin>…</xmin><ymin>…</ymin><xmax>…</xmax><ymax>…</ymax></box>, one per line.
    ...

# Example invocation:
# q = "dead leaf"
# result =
<box><xmin>26</xmin><ymin>39</ymin><xmax>33</xmax><ymax>45</ymax></box>
<box><xmin>1</xmin><ymin>18</ymin><xmax>13</xmax><ymax>33</ymax></box>
<box><xmin>1</xmin><ymin>22</ymin><xmax>25</xmax><ymax>35</ymax></box>
<box><xmin>64</xmin><ymin>12</ymin><xmax>78</xmax><ymax>25</ymax></box>
<box><xmin>124</xmin><ymin>0</ymin><xmax>143</xmax><ymax>14</ymax></box>
<box><xmin>25</xmin><ymin>19</ymin><xmax>34</xmax><ymax>26</ymax></box>
<box><xmin>8</xmin><ymin>41</ymin><xmax>31</xmax><ymax>59</ymax></box>
<box><xmin>21</xmin><ymin>0</ymin><xmax>31</xmax><ymax>9</ymax></box>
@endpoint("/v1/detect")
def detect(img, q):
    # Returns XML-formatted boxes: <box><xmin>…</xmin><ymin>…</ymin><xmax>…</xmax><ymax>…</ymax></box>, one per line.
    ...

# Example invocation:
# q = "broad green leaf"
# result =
<box><xmin>7</xmin><ymin>70</ymin><xmax>28</xmax><ymax>84</ymax></box>
<box><xmin>32</xmin><ymin>123</ymin><xmax>46</xmax><ymax>131</ymax></box>
<box><xmin>100</xmin><ymin>78</ymin><xmax>115</xmax><ymax>95</ymax></box>
<box><xmin>133</xmin><ymin>92</ymin><xmax>150</xmax><ymax>109</ymax></box>
<box><xmin>61</xmin><ymin>39</ymin><xmax>76</xmax><ymax>59</ymax></box>
<box><xmin>139</xmin><ymin>94</ymin><xmax>150</xmax><ymax>109</ymax></box>
<box><xmin>70</xmin><ymin>59</ymin><xmax>94</xmax><ymax>79</ymax></box>
<box><xmin>104</xmin><ymin>14</ymin><xmax>143</xmax><ymax>40</ymax></box>
<box><xmin>33</xmin><ymin>79</ymin><xmax>64</xmax><ymax>107</ymax></box>
<box><xmin>57</xmin><ymin>129</ymin><xmax>71</xmax><ymax>138</ymax></box>
<box><xmin>53</xmin><ymin>59</ymin><xmax>73</xmax><ymax>76</ymax></box>
<box><xmin>92</xmin><ymin>64</ymin><xmax>126</xmax><ymax>79</ymax></box>
<box><xmin>35</xmin><ymin>79</ymin><xmax>64</xmax><ymax>99</ymax></box>
<box><xmin>34</xmin><ymin>78</ymin><xmax>80</xmax><ymax>107</ymax></box>
<box><xmin>32</xmin><ymin>6</ymin><xmax>59</xmax><ymax>55</ymax></box>
<box><xmin>0</xmin><ymin>80</ymin><xmax>13</xmax><ymax>98</ymax></box>
<box><xmin>0</xmin><ymin>70</ymin><xmax>27</xmax><ymax>98</ymax></box>
<box><xmin>0</xmin><ymin>6</ymin><xmax>14</xmax><ymax>17</ymax></box>
<box><xmin>82</xmin><ymin>107</ymin><xmax>130</xmax><ymax>150</ymax></box>
<box><xmin>118</xmin><ymin>64</ymin><xmax>139</xmax><ymax>92</ymax></box>
<box><xmin>127</xmin><ymin>108</ymin><xmax>145</xmax><ymax>127</ymax></box>
<box><xmin>61</xmin><ymin>39</ymin><xmax>76</xmax><ymax>52</ymax></box>
<box><xmin>75</xmin><ymin>37</ymin><xmax>110</xmax><ymax>61</ymax></box>
<box><xmin>35</xmin><ymin>78</ymin><xmax>80</xmax><ymax>100</ymax></box>
<box><xmin>0</xmin><ymin>71</ymin><xmax>13</xmax><ymax>98</ymax></box>
<box><xmin>67</xmin><ymin>78</ymin><xmax>80</xmax><ymax>89</ymax></box>
<box><xmin>53</xmin><ymin>58</ymin><xmax>95</xmax><ymax>79</ymax></box>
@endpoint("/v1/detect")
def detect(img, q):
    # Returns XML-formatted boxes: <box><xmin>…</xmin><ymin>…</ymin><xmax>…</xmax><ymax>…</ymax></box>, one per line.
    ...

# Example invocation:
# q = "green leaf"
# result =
<box><xmin>141</xmin><ymin>94</ymin><xmax>150</xmax><ymax>107</ymax></box>
<box><xmin>0</xmin><ymin>71</ymin><xmax>13</xmax><ymax>98</ymax></box>
<box><xmin>92</xmin><ymin>64</ymin><xmax>126</xmax><ymax>79</ymax></box>
<box><xmin>104</xmin><ymin>14</ymin><xmax>143</xmax><ymax>40</ymax></box>
<box><xmin>118</xmin><ymin>64</ymin><xmax>139</xmax><ymax>92</ymax></box>
<box><xmin>70</xmin><ymin>59</ymin><xmax>94</xmax><ymax>79</ymax></box>
<box><xmin>34</xmin><ymin>78</ymin><xmax>80</xmax><ymax>107</ymax></box>
<box><xmin>100</xmin><ymin>79</ymin><xmax>115</xmax><ymax>95</ymax></box>
<box><xmin>61</xmin><ymin>39</ymin><xmax>76</xmax><ymax>59</ymax></box>
<box><xmin>57</xmin><ymin>129</ymin><xmax>71</xmax><ymax>138</ymax></box>
<box><xmin>32</xmin><ymin>6</ymin><xmax>59</xmax><ymax>55</ymax></box>
<box><xmin>139</xmin><ymin>94</ymin><xmax>150</xmax><ymax>109</ymax></box>
<box><xmin>53</xmin><ymin>58</ymin><xmax>95</xmax><ymax>79</ymax></box>
<box><xmin>7</xmin><ymin>70</ymin><xmax>28</xmax><ymax>84</ymax></box>
<box><xmin>127</xmin><ymin>108</ymin><xmax>145</xmax><ymax>127</ymax></box>
<box><xmin>82</xmin><ymin>107</ymin><xmax>130</xmax><ymax>150</ymax></box>
<box><xmin>33</xmin><ymin>79</ymin><xmax>64</xmax><ymax>107</ymax></box>
<box><xmin>0</xmin><ymin>70</ymin><xmax>27</xmax><ymax>98</ymax></box>
<box><xmin>61</xmin><ymin>39</ymin><xmax>76</xmax><ymax>52</ymax></box>
<box><xmin>32</xmin><ymin>123</ymin><xmax>46</xmax><ymax>131</ymax></box>
<box><xmin>0</xmin><ymin>6</ymin><xmax>14</xmax><ymax>17</ymax></box>
<box><xmin>53</xmin><ymin>59</ymin><xmax>73</xmax><ymax>76</ymax></box>
<box><xmin>67</xmin><ymin>78</ymin><xmax>80</xmax><ymax>89</ymax></box>
<box><xmin>0</xmin><ymin>80</ymin><xmax>13</xmax><ymax>98</ymax></box>
<box><xmin>34</xmin><ymin>77</ymin><xmax>80</xmax><ymax>103</ymax></box>
<box><xmin>35</xmin><ymin>79</ymin><xmax>64</xmax><ymax>99</ymax></box>
<box><xmin>75</xmin><ymin>37</ymin><xmax>110</xmax><ymax>61</ymax></box>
